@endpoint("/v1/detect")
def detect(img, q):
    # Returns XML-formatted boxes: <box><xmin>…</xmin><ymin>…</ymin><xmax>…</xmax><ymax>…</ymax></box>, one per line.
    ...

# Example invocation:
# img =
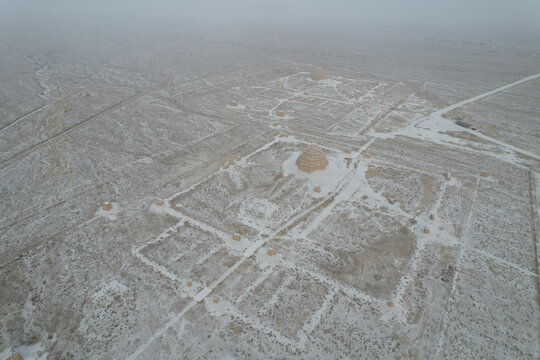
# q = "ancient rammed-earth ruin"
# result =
<box><xmin>0</xmin><ymin>15</ymin><xmax>539</xmax><ymax>360</ymax></box>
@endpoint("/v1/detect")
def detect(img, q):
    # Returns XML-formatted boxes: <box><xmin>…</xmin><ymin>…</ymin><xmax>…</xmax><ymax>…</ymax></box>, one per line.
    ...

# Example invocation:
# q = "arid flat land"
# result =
<box><xmin>1</xmin><ymin>21</ymin><xmax>539</xmax><ymax>359</ymax></box>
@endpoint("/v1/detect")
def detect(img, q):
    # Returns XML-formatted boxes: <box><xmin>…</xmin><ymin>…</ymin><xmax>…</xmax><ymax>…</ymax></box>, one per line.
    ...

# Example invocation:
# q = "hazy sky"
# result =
<box><xmin>2</xmin><ymin>0</ymin><xmax>540</xmax><ymax>33</ymax></box>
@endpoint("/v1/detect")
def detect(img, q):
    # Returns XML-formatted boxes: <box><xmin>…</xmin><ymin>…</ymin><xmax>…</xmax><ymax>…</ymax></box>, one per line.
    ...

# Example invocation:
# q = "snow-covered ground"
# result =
<box><xmin>1</xmin><ymin>21</ymin><xmax>539</xmax><ymax>359</ymax></box>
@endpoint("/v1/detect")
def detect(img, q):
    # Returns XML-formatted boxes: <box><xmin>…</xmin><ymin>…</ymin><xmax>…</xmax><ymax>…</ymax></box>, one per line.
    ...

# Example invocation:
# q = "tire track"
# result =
<box><xmin>0</xmin><ymin>91</ymin><xmax>145</xmax><ymax>170</ymax></box>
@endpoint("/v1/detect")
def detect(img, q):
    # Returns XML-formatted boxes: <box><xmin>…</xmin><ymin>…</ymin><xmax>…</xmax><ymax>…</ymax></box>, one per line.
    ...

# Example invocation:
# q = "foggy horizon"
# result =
<box><xmin>2</xmin><ymin>0</ymin><xmax>540</xmax><ymax>35</ymax></box>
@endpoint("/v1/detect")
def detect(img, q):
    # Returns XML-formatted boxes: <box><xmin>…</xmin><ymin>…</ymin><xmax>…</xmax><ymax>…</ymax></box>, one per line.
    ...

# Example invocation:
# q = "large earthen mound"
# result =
<box><xmin>312</xmin><ymin>68</ymin><xmax>328</xmax><ymax>81</ymax></box>
<box><xmin>296</xmin><ymin>144</ymin><xmax>329</xmax><ymax>173</ymax></box>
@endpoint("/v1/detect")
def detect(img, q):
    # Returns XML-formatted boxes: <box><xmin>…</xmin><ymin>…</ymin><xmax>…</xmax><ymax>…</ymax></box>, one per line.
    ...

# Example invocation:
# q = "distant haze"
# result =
<box><xmin>2</xmin><ymin>0</ymin><xmax>540</xmax><ymax>33</ymax></box>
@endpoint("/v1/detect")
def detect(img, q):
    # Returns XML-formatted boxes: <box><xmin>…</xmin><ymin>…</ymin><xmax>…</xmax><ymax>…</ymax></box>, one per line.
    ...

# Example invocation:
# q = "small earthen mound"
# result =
<box><xmin>213</xmin><ymin>296</ymin><xmax>220</xmax><ymax>304</ymax></box>
<box><xmin>314</xmin><ymin>186</ymin><xmax>321</xmax><ymax>193</ymax></box>
<box><xmin>296</xmin><ymin>143</ymin><xmax>329</xmax><ymax>173</ymax></box>
<box><xmin>101</xmin><ymin>202</ymin><xmax>112</xmax><ymax>211</ymax></box>
<box><xmin>363</xmin><ymin>153</ymin><xmax>372</xmax><ymax>158</ymax></box>
<box><xmin>187</xmin><ymin>281</ymin><xmax>192</xmax><ymax>287</ymax></box>
<box><xmin>443</xmin><ymin>172</ymin><xmax>451</xmax><ymax>181</ymax></box>
<box><xmin>236</xmin><ymin>156</ymin><xmax>241</xmax><ymax>162</ymax></box>
<box><xmin>343</xmin><ymin>149</ymin><xmax>352</xmax><ymax>154</ymax></box>
<box><xmin>424</xmin><ymin>228</ymin><xmax>430</xmax><ymax>234</ymax></box>
<box><xmin>312</xmin><ymin>68</ymin><xmax>328</xmax><ymax>81</ymax></box>
<box><xmin>429</xmin><ymin>214</ymin><xmax>435</xmax><ymax>221</ymax></box>
<box><xmin>480</xmin><ymin>171</ymin><xmax>488</xmax><ymax>178</ymax></box>
<box><xmin>267</xmin><ymin>249</ymin><xmax>276</xmax><ymax>256</ymax></box>
<box><xmin>277</xmin><ymin>111</ymin><xmax>286</xmax><ymax>117</ymax></box>
<box><xmin>232</xmin><ymin>234</ymin><xmax>241</xmax><ymax>241</ymax></box>
<box><xmin>279</xmin><ymin>133</ymin><xmax>288</xmax><ymax>138</ymax></box>
<box><xmin>273</xmin><ymin>122</ymin><xmax>279</xmax><ymax>127</ymax></box>
<box><xmin>156</xmin><ymin>200</ymin><xmax>164</xmax><ymax>206</ymax></box>
<box><xmin>387</xmin><ymin>301</ymin><xmax>394</xmax><ymax>308</ymax></box>
<box><xmin>223</xmin><ymin>164</ymin><xmax>230</xmax><ymax>170</ymax></box>
<box><xmin>229</xmin><ymin>101</ymin><xmax>238</xmax><ymax>107</ymax></box>
<box><xmin>7</xmin><ymin>354</ymin><xmax>23</xmax><ymax>360</ymax></box>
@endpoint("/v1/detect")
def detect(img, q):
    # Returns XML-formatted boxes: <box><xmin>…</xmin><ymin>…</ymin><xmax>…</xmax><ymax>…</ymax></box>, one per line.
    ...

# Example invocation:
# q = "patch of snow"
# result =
<box><xmin>0</xmin><ymin>340</ymin><xmax>49</xmax><ymax>360</ymax></box>
<box><xmin>227</xmin><ymin>103</ymin><xmax>246</xmax><ymax>110</ymax></box>
<box><xmin>272</xmin><ymin>113</ymin><xmax>292</xmax><ymax>120</ymax></box>
<box><xmin>194</xmin><ymin>287</ymin><xmax>212</xmax><ymax>302</ymax></box>
<box><xmin>96</xmin><ymin>202</ymin><xmax>120</xmax><ymax>220</ymax></box>
<box><xmin>238</xmin><ymin>197</ymin><xmax>280</xmax><ymax>231</ymax></box>
<box><xmin>282</xmin><ymin>151</ymin><xmax>349</xmax><ymax>196</ymax></box>
<box><xmin>380</xmin><ymin>301</ymin><xmax>407</xmax><ymax>323</ymax></box>
<box><xmin>223</xmin><ymin>235</ymin><xmax>250</xmax><ymax>254</ymax></box>
<box><xmin>254</xmin><ymin>247</ymin><xmax>283</xmax><ymax>269</ymax></box>
<box><xmin>149</xmin><ymin>199</ymin><xmax>171</xmax><ymax>214</ymax></box>
<box><xmin>226</xmin><ymin>166</ymin><xmax>245</xmax><ymax>189</ymax></box>
<box><xmin>91</xmin><ymin>279</ymin><xmax>129</xmax><ymax>306</ymax></box>
<box><xmin>243</xmin><ymin>239</ymin><xmax>265</xmax><ymax>258</ymax></box>
<box><xmin>205</xmin><ymin>297</ymin><xmax>231</xmax><ymax>316</ymax></box>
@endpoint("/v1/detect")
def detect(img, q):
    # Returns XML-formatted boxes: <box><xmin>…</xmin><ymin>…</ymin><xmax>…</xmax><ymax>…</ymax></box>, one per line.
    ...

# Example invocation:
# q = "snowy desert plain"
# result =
<box><xmin>0</xmin><ymin>19</ymin><xmax>540</xmax><ymax>359</ymax></box>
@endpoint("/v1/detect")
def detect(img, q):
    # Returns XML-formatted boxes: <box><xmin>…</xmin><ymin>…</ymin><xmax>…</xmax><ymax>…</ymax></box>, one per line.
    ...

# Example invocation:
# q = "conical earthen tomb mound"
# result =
<box><xmin>296</xmin><ymin>143</ymin><xmax>329</xmax><ymax>173</ymax></box>
<box><xmin>312</xmin><ymin>68</ymin><xmax>328</xmax><ymax>81</ymax></box>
